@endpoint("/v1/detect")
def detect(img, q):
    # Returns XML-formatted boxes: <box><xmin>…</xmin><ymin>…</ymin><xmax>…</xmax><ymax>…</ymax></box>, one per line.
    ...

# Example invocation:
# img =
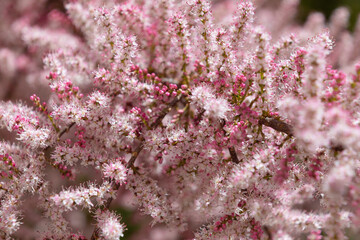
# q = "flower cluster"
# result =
<box><xmin>94</xmin><ymin>209</ymin><xmax>126</xmax><ymax>240</ymax></box>
<box><xmin>2</xmin><ymin>0</ymin><xmax>360</xmax><ymax>239</ymax></box>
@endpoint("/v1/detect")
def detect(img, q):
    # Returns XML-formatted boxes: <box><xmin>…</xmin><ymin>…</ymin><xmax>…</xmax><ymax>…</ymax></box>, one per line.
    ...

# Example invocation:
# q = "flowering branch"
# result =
<box><xmin>91</xmin><ymin>95</ymin><xmax>182</xmax><ymax>239</ymax></box>
<box><xmin>2</xmin><ymin>0</ymin><xmax>360</xmax><ymax>239</ymax></box>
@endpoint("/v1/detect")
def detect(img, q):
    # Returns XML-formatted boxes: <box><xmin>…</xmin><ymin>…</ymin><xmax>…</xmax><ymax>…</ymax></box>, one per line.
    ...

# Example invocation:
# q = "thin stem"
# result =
<box><xmin>42</xmin><ymin>122</ymin><xmax>76</xmax><ymax>177</ymax></box>
<box><xmin>126</xmin><ymin>142</ymin><xmax>144</xmax><ymax>169</ymax></box>
<box><xmin>228</xmin><ymin>146</ymin><xmax>240</xmax><ymax>164</ymax></box>
<box><xmin>150</xmin><ymin>95</ymin><xmax>182</xmax><ymax>129</ymax></box>
<box><xmin>259</xmin><ymin>116</ymin><xmax>345</xmax><ymax>153</ymax></box>
<box><xmin>59</xmin><ymin>122</ymin><xmax>75</xmax><ymax>139</ymax></box>
<box><xmin>258</xmin><ymin>117</ymin><xmax>293</xmax><ymax>136</ymax></box>
<box><xmin>220</xmin><ymin>119</ymin><xmax>241</xmax><ymax>164</ymax></box>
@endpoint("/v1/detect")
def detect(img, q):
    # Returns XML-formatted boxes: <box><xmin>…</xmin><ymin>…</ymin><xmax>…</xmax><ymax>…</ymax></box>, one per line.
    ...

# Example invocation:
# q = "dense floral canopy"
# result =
<box><xmin>1</xmin><ymin>0</ymin><xmax>360</xmax><ymax>239</ymax></box>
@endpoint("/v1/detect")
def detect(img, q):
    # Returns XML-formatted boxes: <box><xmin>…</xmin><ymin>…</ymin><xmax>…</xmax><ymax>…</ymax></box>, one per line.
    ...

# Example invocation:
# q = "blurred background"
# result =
<box><xmin>43</xmin><ymin>0</ymin><xmax>360</xmax><ymax>30</ymax></box>
<box><xmin>299</xmin><ymin>0</ymin><xmax>360</xmax><ymax>30</ymax></box>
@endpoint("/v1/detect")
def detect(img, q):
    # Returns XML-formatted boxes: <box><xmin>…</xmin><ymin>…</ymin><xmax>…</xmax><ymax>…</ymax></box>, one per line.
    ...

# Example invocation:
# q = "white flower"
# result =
<box><xmin>191</xmin><ymin>85</ymin><xmax>230</xmax><ymax>120</ymax></box>
<box><xmin>96</xmin><ymin>210</ymin><xmax>126</xmax><ymax>240</ymax></box>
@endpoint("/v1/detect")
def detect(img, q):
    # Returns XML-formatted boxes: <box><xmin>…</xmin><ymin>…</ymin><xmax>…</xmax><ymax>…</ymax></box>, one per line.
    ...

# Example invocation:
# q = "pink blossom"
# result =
<box><xmin>1</xmin><ymin>0</ymin><xmax>360</xmax><ymax>239</ymax></box>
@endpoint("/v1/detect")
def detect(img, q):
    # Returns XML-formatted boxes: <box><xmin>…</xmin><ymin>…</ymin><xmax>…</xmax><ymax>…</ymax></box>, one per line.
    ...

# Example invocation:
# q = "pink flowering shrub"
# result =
<box><xmin>2</xmin><ymin>0</ymin><xmax>360</xmax><ymax>239</ymax></box>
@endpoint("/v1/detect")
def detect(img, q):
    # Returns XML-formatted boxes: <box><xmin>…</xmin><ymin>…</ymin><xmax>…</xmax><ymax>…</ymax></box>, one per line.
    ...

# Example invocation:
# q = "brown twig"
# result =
<box><xmin>126</xmin><ymin>142</ymin><xmax>144</xmax><ymax>169</ymax></box>
<box><xmin>258</xmin><ymin>117</ymin><xmax>293</xmax><ymax>136</ymax></box>
<box><xmin>150</xmin><ymin>95</ymin><xmax>183</xmax><ymax>129</ymax></box>
<box><xmin>228</xmin><ymin>146</ymin><xmax>240</xmax><ymax>164</ymax></box>
<box><xmin>263</xmin><ymin>225</ymin><xmax>273</xmax><ymax>240</ymax></box>
<box><xmin>59</xmin><ymin>122</ymin><xmax>75</xmax><ymax>138</ymax></box>
<box><xmin>220</xmin><ymin>119</ymin><xmax>241</xmax><ymax>164</ymax></box>
<box><xmin>259</xmin><ymin>117</ymin><xmax>345</xmax><ymax>153</ymax></box>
